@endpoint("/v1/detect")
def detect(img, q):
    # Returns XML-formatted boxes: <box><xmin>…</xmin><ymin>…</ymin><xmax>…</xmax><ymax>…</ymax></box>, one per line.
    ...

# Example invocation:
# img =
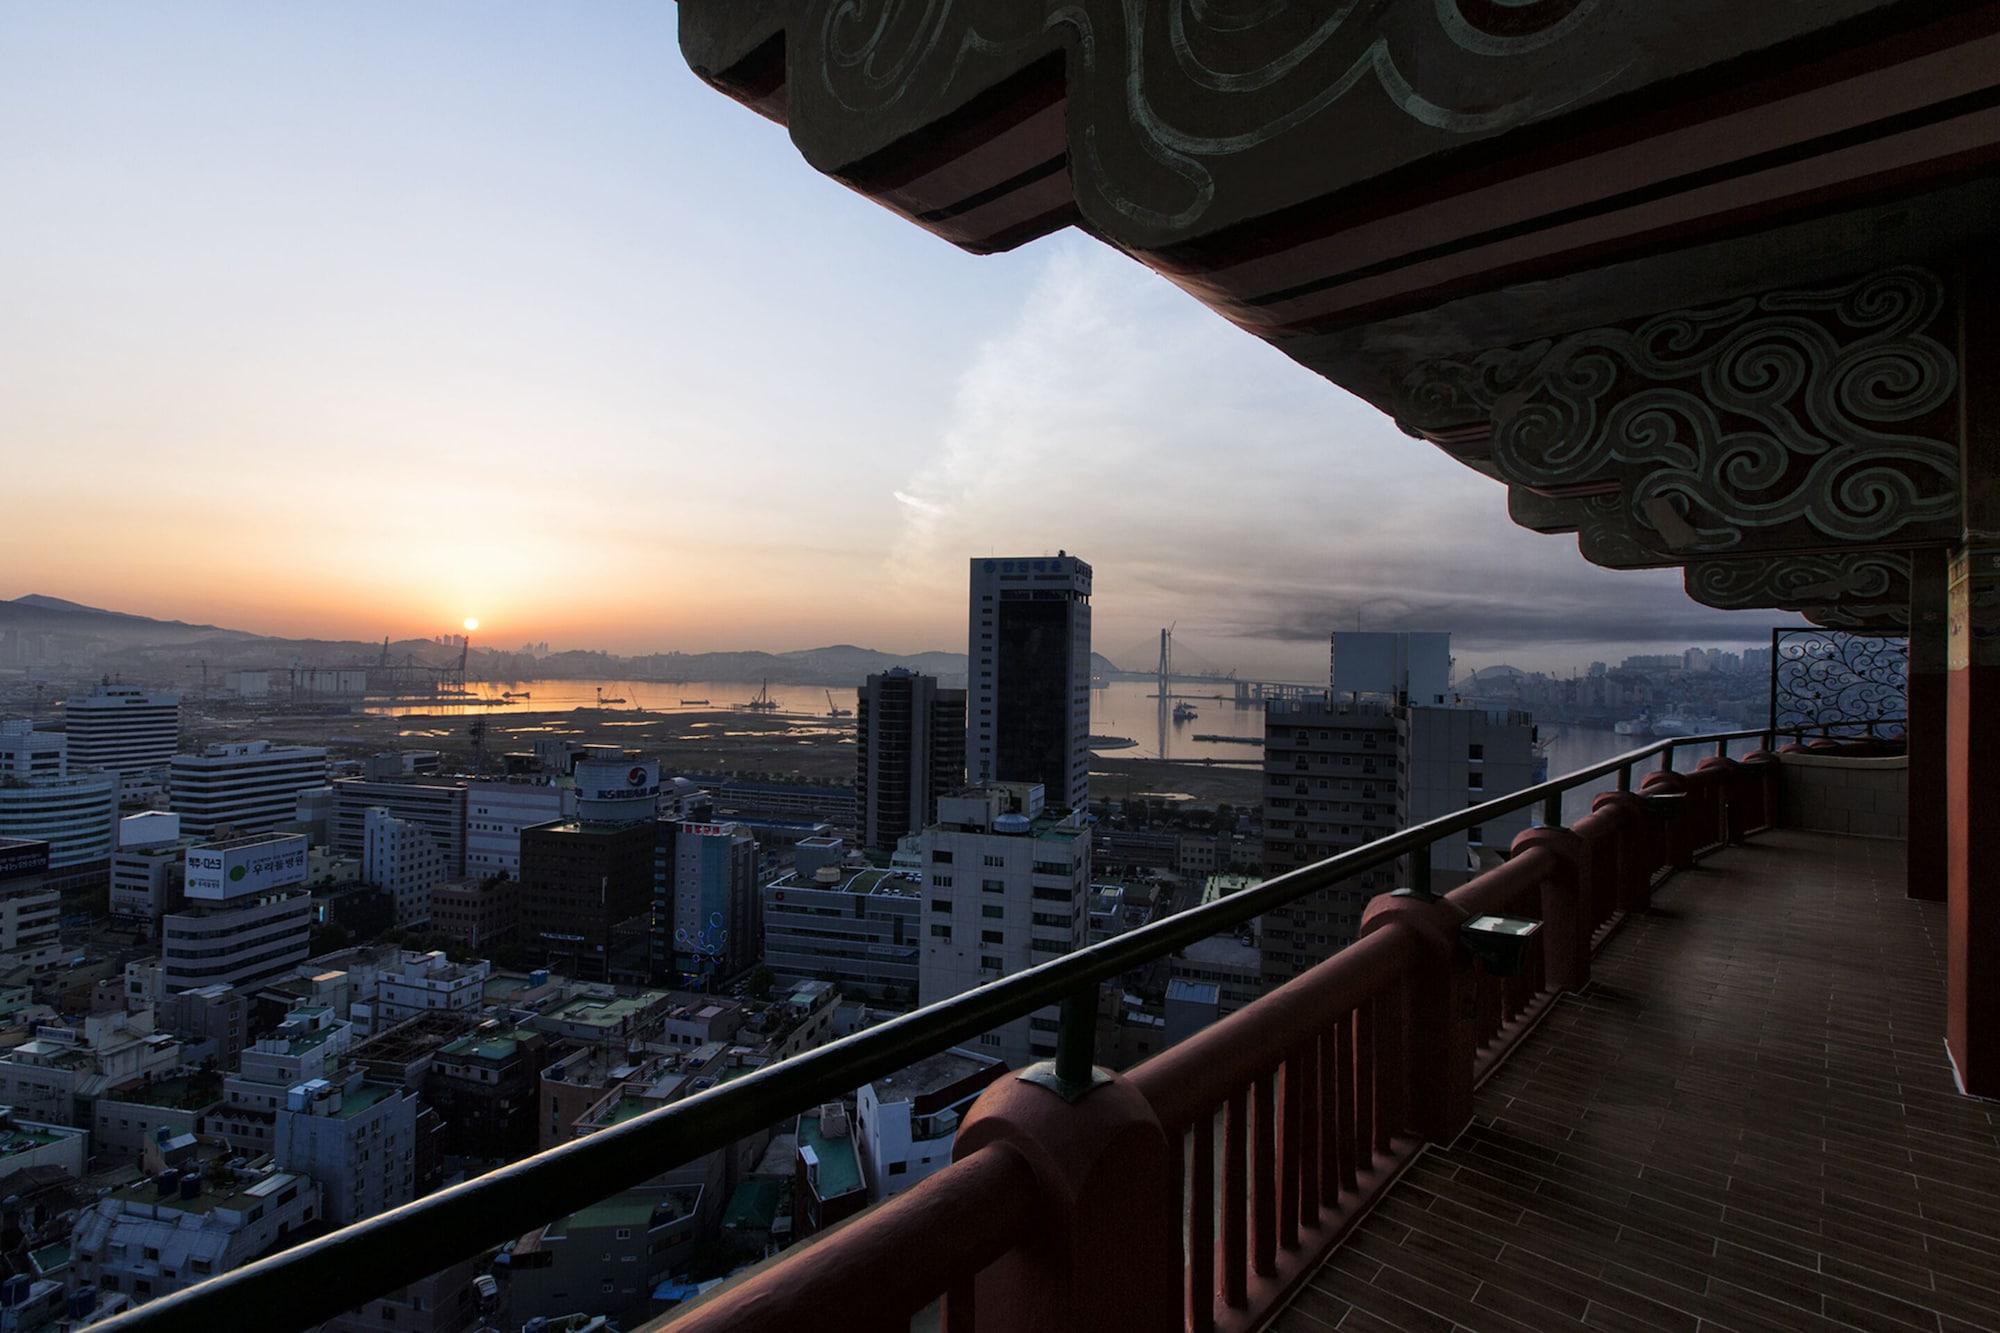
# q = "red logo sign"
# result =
<box><xmin>628</xmin><ymin>766</ymin><xmax>648</xmax><ymax>785</ymax></box>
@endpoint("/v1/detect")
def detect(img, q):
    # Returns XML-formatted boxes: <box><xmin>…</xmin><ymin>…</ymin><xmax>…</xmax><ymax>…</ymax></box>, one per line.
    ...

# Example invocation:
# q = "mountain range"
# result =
<box><xmin>1</xmin><ymin>596</ymin><xmax>1123</xmax><ymax>683</ymax></box>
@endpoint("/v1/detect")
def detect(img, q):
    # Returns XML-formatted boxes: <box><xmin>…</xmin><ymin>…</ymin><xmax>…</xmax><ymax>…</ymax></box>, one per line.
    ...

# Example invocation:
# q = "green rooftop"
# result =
<box><xmin>564</xmin><ymin>1187</ymin><xmax>695</xmax><ymax>1233</ymax></box>
<box><xmin>796</xmin><ymin>1113</ymin><xmax>863</xmax><ymax>1200</ymax></box>
<box><xmin>721</xmin><ymin>1177</ymin><xmax>783</xmax><ymax>1231</ymax></box>
<box><xmin>440</xmin><ymin>1029</ymin><xmax>530</xmax><ymax>1062</ymax></box>
<box><xmin>543</xmin><ymin>992</ymin><xmax>666</xmax><ymax>1027</ymax></box>
<box><xmin>28</xmin><ymin>1241</ymin><xmax>67</xmax><ymax>1276</ymax></box>
<box><xmin>108</xmin><ymin>1073</ymin><xmax>222</xmax><ymax>1111</ymax></box>
<box><xmin>0</xmin><ymin>1126</ymin><xmax>68</xmax><ymax>1159</ymax></box>
<box><xmin>333</xmin><ymin>1081</ymin><xmax>399</xmax><ymax>1119</ymax></box>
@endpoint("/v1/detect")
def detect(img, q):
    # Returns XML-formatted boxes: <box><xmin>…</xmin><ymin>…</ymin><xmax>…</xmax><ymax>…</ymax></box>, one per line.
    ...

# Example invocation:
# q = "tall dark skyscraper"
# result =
<box><xmin>967</xmin><ymin>554</ymin><xmax>1091</xmax><ymax>811</ymax></box>
<box><xmin>855</xmin><ymin>669</ymin><xmax>966</xmax><ymax>852</ymax></box>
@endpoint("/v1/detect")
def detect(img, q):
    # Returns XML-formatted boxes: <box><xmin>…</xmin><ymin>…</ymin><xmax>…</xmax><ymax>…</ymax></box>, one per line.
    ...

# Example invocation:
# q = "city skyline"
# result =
<box><xmin>0</xmin><ymin>5</ymin><xmax>1795</xmax><ymax>681</ymax></box>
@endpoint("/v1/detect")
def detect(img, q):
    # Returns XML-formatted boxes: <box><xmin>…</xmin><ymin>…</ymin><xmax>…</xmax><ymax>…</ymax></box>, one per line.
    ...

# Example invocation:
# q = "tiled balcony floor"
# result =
<box><xmin>1273</xmin><ymin>831</ymin><xmax>2000</xmax><ymax>1333</ymax></box>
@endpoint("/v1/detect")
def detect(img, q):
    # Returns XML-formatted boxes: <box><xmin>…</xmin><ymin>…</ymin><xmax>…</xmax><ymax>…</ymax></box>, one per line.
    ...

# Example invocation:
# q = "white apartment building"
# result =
<box><xmin>854</xmin><ymin>1048</ymin><xmax>1003</xmax><ymax>1203</ymax></box>
<box><xmin>918</xmin><ymin>784</ymin><xmax>1090</xmax><ymax>1067</ymax></box>
<box><xmin>362</xmin><ymin>806</ymin><xmax>445</xmax><ymax>927</ymax></box>
<box><xmin>61</xmin><ymin>682</ymin><xmax>181</xmax><ymax>775</ymax></box>
<box><xmin>169</xmin><ymin>741</ymin><xmax>329</xmax><ymax>840</ymax></box>
<box><xmin>211</xmin><ymin>1005</ymin><xmax>353</xmax><ymax>1152</ymax></box>
<box><xmin>72</xmin><ymin>1166</ymin><xmax>321</xmax><ymax>1304</ymax></box>
<box><xmin>358</xmin><ymin>949</ymin><xmax>490</xmax><ymax>1036</ymax></box>
<box><xmin>0</xmin><ymin>1011</ymin><xmax>182</xmax><ymax>1126</ymax></box>
<box><xmin>967</xmin><ymin>554</ymin><xmax>1093</xmax><ymax>812</ymax></box>
<box><xmin>0</xmin><ymin>723</ymin><xmax>118</xmax><ymax>885</ymax></box>
<box><xmin>466</xmin><ymin>777</ymin><xmax>572</xmax><ymax>879</ymax></box>
<box><xmin>274</xmin><ymin>1069</ymin><xmax>420</xmax><ymax>1226</ymax></box>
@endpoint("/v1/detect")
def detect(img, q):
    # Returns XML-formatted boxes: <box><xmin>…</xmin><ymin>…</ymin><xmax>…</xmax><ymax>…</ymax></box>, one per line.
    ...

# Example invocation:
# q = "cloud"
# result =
<box><xmin>891</xmin><ymin>239</ymin><xmax>1796</xmax><ymax>677</ymax></box>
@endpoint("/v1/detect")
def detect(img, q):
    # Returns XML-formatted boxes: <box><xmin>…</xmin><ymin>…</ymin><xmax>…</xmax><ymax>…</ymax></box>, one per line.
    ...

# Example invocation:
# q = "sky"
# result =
<box><xmin>0</xmin><ymin>4</ymin><xmax>1794</xmax><ymax>679</ymax></box>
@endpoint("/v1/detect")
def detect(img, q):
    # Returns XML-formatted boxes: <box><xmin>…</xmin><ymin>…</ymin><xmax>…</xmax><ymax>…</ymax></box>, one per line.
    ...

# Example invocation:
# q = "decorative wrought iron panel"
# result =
<box><xmin>1769</xmin><ymin>629</ymin><xmax>1908</xmax><ymax>737</ymax></box>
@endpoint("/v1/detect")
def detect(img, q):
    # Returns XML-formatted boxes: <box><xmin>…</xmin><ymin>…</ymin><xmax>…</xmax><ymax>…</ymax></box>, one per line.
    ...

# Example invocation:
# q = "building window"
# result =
<box><xmin>930</xmin><ymin>924</ymin><xmax>952</xmax><ymax>938</ymax></box>
<box><xmin>931</xmin><ymin>850</ymin><xmax>953</xmax><ymax>864</ymax></box>
<box><xmin>982</xmin><ymin>930</ymin><xmax>1004</xmax><ymax>944</ymax></box>
<box><xmin>982</xmin><ymin>878</ymin><xmax>1004</xmax><ymax>893</ymax></box>
<box><xmin>982</xmin><ymin>904</ymin><xmax>1004</xmax><ymax>918</ymax></box>
<box><xmin>1468</xmin><ymin>744</ymin><xmax>1484</xmax><ymax>760</ymax></box>
<box><xmin>980</xmin><ymin>955</ymin><xmax>1002</xmax><ymax>970</ymax></box>
<box><xmin>1468</xmin><ymin>773</ymin><xmax>1484</xmax><ymax>789</ymax></box>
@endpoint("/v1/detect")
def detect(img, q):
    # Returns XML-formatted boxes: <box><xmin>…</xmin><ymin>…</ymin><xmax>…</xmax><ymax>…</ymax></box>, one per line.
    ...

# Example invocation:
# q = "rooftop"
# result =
<box><xmin>104</xmin><ymin>1073</ymin><xmax>222</xmax><ymax>1111</ymax></box>
<box><xmin>769</xmin><ymin>865</ymin><xmax>919</xmax><ymax>898</ymax></box>
<box><xmin>541</xmin><ymin>992</ymin><xmax>667</xmax><ymax>1028</ymax></box>
<box><xmin>331</xmin><ymin>1081</ymin><xmax>399</xmax><ymax>1120</ymax></box>
<box><xmin>869</xmin><ymin>1049</ymin><xmax>1000</xmax><ymax>1103</ymax></box>
<box><xmin>438</xmin><ymin>1029</ymin><xmax>530</xmax><ymax>1063</ymax></box>
<box><xmin>796</xmin><ymin>1111</ymin><xmax>863</xmax><ymax>1201</ymax></box>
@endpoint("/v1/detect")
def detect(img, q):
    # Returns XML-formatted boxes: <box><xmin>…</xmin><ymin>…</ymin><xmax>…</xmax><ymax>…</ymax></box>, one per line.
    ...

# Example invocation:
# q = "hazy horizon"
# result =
<box><xmin>1</xmin><ymin>5</ymin><xmax>1800</xmax><ymax>682</ymax></box>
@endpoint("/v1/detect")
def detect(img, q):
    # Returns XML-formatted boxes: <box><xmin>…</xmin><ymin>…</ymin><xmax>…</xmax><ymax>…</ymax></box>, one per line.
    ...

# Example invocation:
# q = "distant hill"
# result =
<box><xmin>0</xmin><ymin>595</ymin><xmax>253</xmax><ymax>644</ymax></box>
<box><xmin>2</xmin><ymin>594</ymin><xmax>1124</xmax><ymax>682</ymax></box>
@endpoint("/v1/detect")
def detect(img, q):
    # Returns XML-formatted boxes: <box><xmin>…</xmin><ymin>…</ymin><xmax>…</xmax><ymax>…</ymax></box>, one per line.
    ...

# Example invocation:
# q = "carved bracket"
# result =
<box><xmin>1399</xmin><ymin>266</ymin><xmax>1961</xmax><ymax>569</ymax></box>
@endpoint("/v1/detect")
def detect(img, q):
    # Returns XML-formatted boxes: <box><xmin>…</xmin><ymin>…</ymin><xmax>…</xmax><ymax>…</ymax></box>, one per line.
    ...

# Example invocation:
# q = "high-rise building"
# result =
<box><xmin>918</xmin><ymin>783</ymin><xmax>1090</xmax><ymax>1067</ymax></box>
<box><xmin>1259</xmin><ymin>689</ymin><xmax>1538</xmax><ymax>990</ymax></box>
<box><xmin>466</xmin><ymin>778</ymin><xmax>572</xmax><ymax>879</ymax></box>
<box><xmin>362</xmin><ymin>806</ymin><xmax>446</xmax><ymax>927</ymax></box>
<box><xmin>654</xmin><ymin>818</ymin><xmax>758</xmax><ymax>985</ymax></box>
<box><xmin>0</xmin><ymin>723</ymin><xmax>118</xmax><ymax>899</ymax></box>
<box><xmin>169</xmin><ymin>742</ymin><xmax>329</xmax><ymax>840</ymax></box>
<box><xmin>520</xmin><ymin>819</ymin><xmax>656</xmax><ymax>982</ymax></box>
<box><xmin>968</xmin><ymin>554</ymin><xmax>1092</xmax><ymax>812</ymax></box>
<box><xmin>332</xmin><ymin>778</ymin><xmax>468</xmax><ymax>878</ymax></box>
<box><xmin>856</xmin><ymin>670</ymin><xmax>966</xmax><ymax>853</ymax></box>
<box><xmin>61</xmin><ymin>682</ymin><xmax>181</xmax><ymax>776</ymax></box>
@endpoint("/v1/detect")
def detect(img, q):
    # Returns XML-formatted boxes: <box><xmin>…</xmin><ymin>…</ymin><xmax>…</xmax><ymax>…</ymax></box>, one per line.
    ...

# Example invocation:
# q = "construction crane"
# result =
<box><xmin>825</xmin><ymin>690</ymin><xmax>852</xmax><ymax>718</ymax></box>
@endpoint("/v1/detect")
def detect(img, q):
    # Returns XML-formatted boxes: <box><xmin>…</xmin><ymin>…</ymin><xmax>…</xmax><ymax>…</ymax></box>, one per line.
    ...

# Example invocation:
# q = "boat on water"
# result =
<box><xmin>1172</xmin><ymin>702</ymin><xmax>1199</xmax><ymax>722</ymax></box>
<box><xmin>679</xmin><ymin>698</ymin><xmax>710</xmax><ymax>706</ymax></box>
<box><xmin>824</xmin><ymin>690</ymin><xmax>852</xmax><ymax>718</ymax></box>
<box><xmin>1089</xmin><ymin>734</ymin><xmax>1138</xmax><ymax>750</ymax></box>
<box><xmin>501</xmin><ymin>690</ymin><xmax>531</xmax><ymax>699</ymax></box>
<box><xmin>1649</xmin><ymin>714</ymin><xmax>1733</xmax><ymax>738</ymax></box>
<box><xmin>741</xmin><ymin>679</ymin><xmax>782</xmax><ymax>712</ymax></box>
<box><xmin>595</xmin><ymin>686</ymin><xmax>628</xmax><ymax>706</ymax></box>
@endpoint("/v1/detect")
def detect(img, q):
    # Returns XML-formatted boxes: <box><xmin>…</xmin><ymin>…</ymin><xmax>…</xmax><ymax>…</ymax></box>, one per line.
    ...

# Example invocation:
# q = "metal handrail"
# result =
<box><xmin>95</xmin><ymin>721</ymin><xmax>1891</xmax><ymax>1332</ymax></box>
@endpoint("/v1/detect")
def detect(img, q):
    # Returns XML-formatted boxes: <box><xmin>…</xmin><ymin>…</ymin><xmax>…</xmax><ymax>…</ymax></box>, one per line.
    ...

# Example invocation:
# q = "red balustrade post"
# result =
<box><xmin>1508</xmin><ymin>829</ymin><xmax>1589</xmax><ymax>992</ymax></box>
<box><xmin>1694</xmin><ymin>756</ymin><xmax>1742</xmax><ymax>846</ymax></box>
<box><xmin>1639</xmin><ymin>769</ymin><xmax>1696</xmax><ymax>871</ymax></box>
<box><xmin>953</xmin><ymin>1075</ymin><xmax>1181</xmax><ymax>1332</ymax></box>
<box><xmin>1738</xmin><ymin>751</ymin><xmax>1780</xmax><ymax>833</ymax></box>
<box><xmin>1590</xmin><ymin>791</ymin><xmax>1656</xmax><ymax>913</ymax></box>
<box><xmin>1356</xmin><ymin>902</ymin><xmax>1472</xmax><ymax>1144</ymax></box>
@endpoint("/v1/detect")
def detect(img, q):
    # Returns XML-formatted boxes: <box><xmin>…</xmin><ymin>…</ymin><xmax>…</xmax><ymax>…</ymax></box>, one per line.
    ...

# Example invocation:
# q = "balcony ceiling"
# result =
<box><xmin>679</xmin><ymin>2</ymin><xmax>2000</xmax><ymax>630</ymax></box>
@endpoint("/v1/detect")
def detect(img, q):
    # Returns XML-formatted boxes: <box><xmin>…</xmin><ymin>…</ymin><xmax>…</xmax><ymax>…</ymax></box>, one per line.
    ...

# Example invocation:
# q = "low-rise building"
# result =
<box><xmin>71</xmin><ymin>1165</ymin><xmax>321</xmax><ymax>1305</ymax></box>
<box><xmin>274</xmin><ymin>1069</ymin><xmax>421</xmax><ymax>1226</ymax></box>
<box><xmin>0</xmin><ymin>1012</ymin><xmax>180</xmax><ymax>1127</ymax></box>
<box><xmin>0</xmin><ymin>1111</ymin><xmax>87</xmax><ymax>1179</ymax></box>
<box><xmin>91</xmin><ymin>1073</ymin><xmax>223</xmax><ymax>1165</ymax></box>
<box><xmin>793</xmin><ymin>1102</ymin><xmax>866</xmax><ymax>1240</ymax></box>
<box><xmin>429</xmin><ymin>875</ymin><xmax>519</xmax><ymax>952</ymax></box>
<box><xmin>499</xmin><ymin>1187</ymin><xmax>703</xmax><ymax>1329</ymax></box>
<box><xmin>760</xmin><ymin>864</ymin><xmax>922</xmax><ymax>1003</ymax></box>
<box><xmin>1170</xmin><ymin>932</ymin><xmax>1264</xmax><ymax>1018</ymax></box>
<box><xmin>425</xmin><ymin>1025</ymin><xmax>547</xmax><ymax>1166</ymax></box>
<box><xmin>853</xmin><ymin>1049</ymin><xmax>1004</xmax><ymax>1203</ymax></box>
